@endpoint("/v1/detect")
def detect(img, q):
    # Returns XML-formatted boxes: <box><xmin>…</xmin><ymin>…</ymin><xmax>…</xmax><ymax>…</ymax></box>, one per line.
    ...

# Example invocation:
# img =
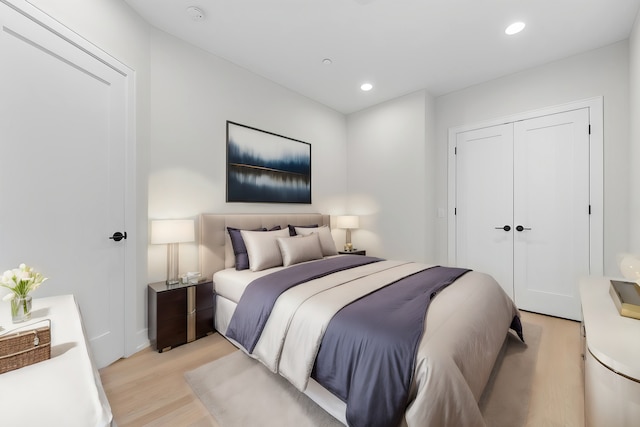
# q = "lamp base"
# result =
<box><xmin>166</xmin><ymin>243</ymin><xmax>181</xmax><ymax>286</ymax></box>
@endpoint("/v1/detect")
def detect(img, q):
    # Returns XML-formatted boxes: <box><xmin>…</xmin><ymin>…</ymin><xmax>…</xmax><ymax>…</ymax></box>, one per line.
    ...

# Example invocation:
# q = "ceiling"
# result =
<box><xmin>124</xmin><ymin>0</ymin><xmax>640</xmax><ymax>114</ymax></box>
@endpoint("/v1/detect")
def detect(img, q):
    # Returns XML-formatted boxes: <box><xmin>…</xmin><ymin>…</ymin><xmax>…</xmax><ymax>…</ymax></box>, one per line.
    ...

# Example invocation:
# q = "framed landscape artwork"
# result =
<box><xmin>226</xmin><ymin>121</ymin><xmax>312</xmax><ymax>203</ymax></box>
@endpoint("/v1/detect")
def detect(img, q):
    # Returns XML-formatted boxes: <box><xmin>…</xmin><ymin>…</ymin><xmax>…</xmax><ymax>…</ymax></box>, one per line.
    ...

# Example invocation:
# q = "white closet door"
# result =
<box><xmin>455</xmin><ymin>124</ymin><xmax>514</xmax><ymax>299</ymax></box>
<box><xmin>0</xmin><ymin>2</ymin><xmax>128</xmax><ymax>367</ymax></box>
<box><xmin>513</xmin><ymin>109</ymin><xmax>590</xmax><ymax>320</ymax></box>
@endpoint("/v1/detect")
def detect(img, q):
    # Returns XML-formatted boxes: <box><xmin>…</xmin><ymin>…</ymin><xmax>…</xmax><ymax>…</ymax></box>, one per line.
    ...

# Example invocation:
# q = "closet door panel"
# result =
<box><xmin>513</xmin><ymin>108</ymin><xmax>590</xmax><ymax>320</ymax></box>
<box><xmin>455</xmin><ymin>124</ymin><xmax>514</xmax><ymax>299</ymax></box>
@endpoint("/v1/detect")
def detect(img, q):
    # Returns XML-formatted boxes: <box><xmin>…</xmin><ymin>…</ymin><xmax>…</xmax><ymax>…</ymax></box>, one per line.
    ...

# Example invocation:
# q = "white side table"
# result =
<box><xmin>580</xmin><ymin>277</ymin><xmax>640</xmax><ymax>426</ymax></box>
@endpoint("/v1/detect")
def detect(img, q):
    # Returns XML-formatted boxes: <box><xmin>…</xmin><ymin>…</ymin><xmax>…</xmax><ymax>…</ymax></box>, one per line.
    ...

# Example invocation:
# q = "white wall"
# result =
<box><xmin>147</xmin><ymin>29</ymin><xmax>348</xmax><ymax>282</ymax></box>
<box><xmin>435</xmin><ymin>41</ymin><xmax>630</xmax><ymax>276</ymax></box>
<box><xmin>630</xmin><ymin>12</ymin><xmax>640</xmax><ymax>253</ymax></box>
<box><xmin>346</xmin><ymin>90</ymin><xmax>436</xmax><ymax>262</ymax></box>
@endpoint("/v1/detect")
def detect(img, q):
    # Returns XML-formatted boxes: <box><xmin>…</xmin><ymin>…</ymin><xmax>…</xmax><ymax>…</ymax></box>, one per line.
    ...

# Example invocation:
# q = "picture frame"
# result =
<box><xmin>226</xmin><ymin>121</ymin><xmax>312</xmax><ymax>204</ymax></box>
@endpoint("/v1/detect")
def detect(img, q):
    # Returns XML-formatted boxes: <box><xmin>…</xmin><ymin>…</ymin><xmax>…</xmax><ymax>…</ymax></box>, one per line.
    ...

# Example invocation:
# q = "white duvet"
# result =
<box><xmin>218</xmin><ymin>260</ymin><xmax>520</xmax><ymax>427</ymax></box>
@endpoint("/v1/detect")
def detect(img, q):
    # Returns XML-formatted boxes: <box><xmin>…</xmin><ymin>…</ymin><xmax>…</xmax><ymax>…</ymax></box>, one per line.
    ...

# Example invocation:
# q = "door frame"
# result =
<box><xmin>4</xmin><ymin>0</ymin><xmax>139</xmax><ymax>359</ymax></box>
<box><xmin>447</xmin><ymin>97</ymin><xmax>603</xmax><ymax>277</ymax></box>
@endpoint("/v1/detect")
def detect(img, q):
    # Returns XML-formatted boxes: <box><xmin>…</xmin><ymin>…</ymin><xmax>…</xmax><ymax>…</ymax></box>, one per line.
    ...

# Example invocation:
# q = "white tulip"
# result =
<box><xmin>0</xmin><ymin>264</ymin><xmax>47</xmax><ymax>296</ymax></box>
<box><xmin>32</xmin><ymin>277</ymin><xmax>47</xmax><ymax>290</ymax></box>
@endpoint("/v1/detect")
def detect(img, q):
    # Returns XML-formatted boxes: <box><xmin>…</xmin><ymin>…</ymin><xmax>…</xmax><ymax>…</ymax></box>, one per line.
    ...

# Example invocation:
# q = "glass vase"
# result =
<box><xmin>11</xmin><ymin>295</ymin><xmax>32</xmax><ymax>323</ymax></box>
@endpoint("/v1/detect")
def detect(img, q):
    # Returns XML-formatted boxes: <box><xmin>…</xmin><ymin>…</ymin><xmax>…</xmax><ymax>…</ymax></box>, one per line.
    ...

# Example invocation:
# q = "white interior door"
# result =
<box><xmin>513</xmin><ymin>109</ymin><xmax>590</xmax><ymax>320</ymax></box>
<box><xmin>0</xmin><ymin>1</ymin><xmax>128</xmax><ymax>367</ymax></box>
<box><xmin>455</xmin><ymin>124</ymin><xmax>514</xmax><ymax>299</ymax></box>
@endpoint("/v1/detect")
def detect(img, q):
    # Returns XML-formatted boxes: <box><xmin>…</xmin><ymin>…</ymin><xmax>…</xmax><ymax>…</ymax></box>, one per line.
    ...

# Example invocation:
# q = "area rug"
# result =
<box><xmin>185</xmin><ymin>322</ymin><xmax>541</xmax><ymax>427</ymax></box>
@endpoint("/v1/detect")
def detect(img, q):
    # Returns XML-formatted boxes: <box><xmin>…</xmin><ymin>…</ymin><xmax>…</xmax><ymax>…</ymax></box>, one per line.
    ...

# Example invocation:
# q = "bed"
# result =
<box><xmin>199</xmin><ymin>213</ymin><xmax>522</xmax><ymax>427</ymax></box>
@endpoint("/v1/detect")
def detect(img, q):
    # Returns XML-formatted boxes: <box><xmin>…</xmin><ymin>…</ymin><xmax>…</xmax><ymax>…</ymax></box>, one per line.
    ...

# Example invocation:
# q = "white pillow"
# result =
<box><xmin>241</xmin><ymin>228</ymin><xmax>290</xmax><ymax>271</ymax></box>
<box><xmin>294</xmin><ymin>225</ymin><xmax>338</xmax><ymax>256</ymax></box>
<box><xmin>277</xmin><ymin>234</ymin><xmax>324</xmax><ymax>267</ymax></box>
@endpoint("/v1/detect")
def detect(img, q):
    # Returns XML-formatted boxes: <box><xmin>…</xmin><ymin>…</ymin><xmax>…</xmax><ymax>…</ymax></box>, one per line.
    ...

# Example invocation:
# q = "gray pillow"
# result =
<box><xmin>277</xmin><ymin>234</ymin><xmax>324</xmax><ymax>267</ymax></box>
<box><xmin>287</xmin><ymin>224</ymin><xmax>317</xmax><ymax>236</ymax></box>
<box><xmin>294</xmin><ymin>225</ymin><xmax>338</xmax><ymax>256</ymax></box>
<box><xmin>241</xmin><ymin>228</ymin><xmax>291</xmax><ymax>271</ymax></box>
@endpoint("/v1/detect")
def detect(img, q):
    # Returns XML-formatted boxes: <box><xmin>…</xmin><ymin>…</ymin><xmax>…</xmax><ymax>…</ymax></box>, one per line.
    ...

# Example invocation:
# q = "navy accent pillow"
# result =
<box><xmin>287</xmin><ymin>224</ymin><xmax>318</xmax><ymax>236</ymax></box>
<box><xmin>228</xmin><ymin>225</ymin><xmax>282</xmax><ymax>270</ymax></box>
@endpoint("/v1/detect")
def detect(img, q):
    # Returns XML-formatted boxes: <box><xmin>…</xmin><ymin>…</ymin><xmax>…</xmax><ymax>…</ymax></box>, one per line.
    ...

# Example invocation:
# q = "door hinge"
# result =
<box><xmin>588</xmin><ymin>124</ymin><xmax>591</xmax><ymax>135</ymax></box>
<box><xmin>454</xmin><ymin>147</ymin><xmax>457</xmax><ymax>155</ymax></box>
<box><xmin>588</xmin><ymin>205</ymin><xmax>591</xmax><ymax>215</ymax></box>
<box><xmin>454</xmin><ymin>207</ymin><xmax>457</xmax><ymax>215</ymax></box>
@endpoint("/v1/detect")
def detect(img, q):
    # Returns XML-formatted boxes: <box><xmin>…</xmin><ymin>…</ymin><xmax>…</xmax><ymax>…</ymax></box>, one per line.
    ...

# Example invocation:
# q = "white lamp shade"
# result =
<box><xmin>336</xmin><ymin>215</ymin><xmax>359</xmax><ymax>229</ymax></box>
<box><xmin>151</xmin><ymin>219</ymin><xmax>195</xmax><ymax>244</ymax></box>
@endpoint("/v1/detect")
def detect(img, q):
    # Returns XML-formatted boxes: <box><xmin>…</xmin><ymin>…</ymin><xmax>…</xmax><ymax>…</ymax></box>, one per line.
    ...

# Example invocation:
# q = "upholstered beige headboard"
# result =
<box><xmin>199</xmin><ymin>213</ymin><xmax>330</xmax><ymax>280</ymax></box>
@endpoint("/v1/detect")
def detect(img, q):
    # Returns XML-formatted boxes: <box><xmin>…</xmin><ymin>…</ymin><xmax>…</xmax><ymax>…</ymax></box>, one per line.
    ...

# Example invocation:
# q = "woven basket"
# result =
<box><xmin>0</xmin><ymin>320</ymin><xmax>51</xmax><ymax>374</ymax></box>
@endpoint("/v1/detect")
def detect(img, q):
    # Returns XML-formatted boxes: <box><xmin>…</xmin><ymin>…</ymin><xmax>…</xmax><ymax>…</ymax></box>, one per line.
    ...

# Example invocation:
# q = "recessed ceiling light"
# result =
<box><xmin>322</xmin><ymin>58</ymin><xmax>333</xmax><ymax>65</ymax></box>
<box><xmin>186</xmin><ymin>6</ymin><xmax>205</xmax><ymax>21</ymax></box>
<box><xmin>505</xmin><ymin>22</ymin><xmax>525</xmax><ymax>35</ymax></box>
<box><xmin>360</xmin><ymin>83</ymin><xmax>373</xmax><ymax>91</ymax></box>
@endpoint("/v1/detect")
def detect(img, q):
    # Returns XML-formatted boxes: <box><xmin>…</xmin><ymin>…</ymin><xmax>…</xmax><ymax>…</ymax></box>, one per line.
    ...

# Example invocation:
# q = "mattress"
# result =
<box><xmin>214</xmin><ymin>266</ymin><xmax>284</xmax><ymax>304</ymax></box>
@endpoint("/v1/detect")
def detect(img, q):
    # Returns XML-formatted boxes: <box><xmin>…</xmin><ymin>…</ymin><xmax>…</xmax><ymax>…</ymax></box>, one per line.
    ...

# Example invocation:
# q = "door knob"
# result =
<box><xmin>109</xmin><ymin>231</ymin><xmax>127</xmax><ymax>241</ymax></box>
<box><xmin>495</xmin><ymin>225</ymin><xmax>511</xmax><ymax>231</ymax></box>
<box><xmin>515</xmin><ymin>225</ymin><xmax>531</xmax><ymax>232</ymax></box>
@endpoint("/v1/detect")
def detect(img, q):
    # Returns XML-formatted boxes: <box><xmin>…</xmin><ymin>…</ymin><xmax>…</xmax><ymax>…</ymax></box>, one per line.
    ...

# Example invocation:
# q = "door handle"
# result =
<box><xmin>109</xmin><ymin>231</ymin><xmax>127</xmax><ymax>241</ymax></box>
<box><xmin>515</xmin><ymin>225</ymin><xmax>531</xmax><ymax>232</ymax></box>
<box><xmin>495</xmin><ymin>225</ymin><xmax>511</xmax><ymax>231</ymax></box>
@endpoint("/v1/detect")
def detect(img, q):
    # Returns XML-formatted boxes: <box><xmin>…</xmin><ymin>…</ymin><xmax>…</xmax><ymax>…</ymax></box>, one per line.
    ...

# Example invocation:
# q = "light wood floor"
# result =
<box><xmin>100</xmin><ymin>311</ymin><xmax>584</xmax><ymax>427</ymax></box>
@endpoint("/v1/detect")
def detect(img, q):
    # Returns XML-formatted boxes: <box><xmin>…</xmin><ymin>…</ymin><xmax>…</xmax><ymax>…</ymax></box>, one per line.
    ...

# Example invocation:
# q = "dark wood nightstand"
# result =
<box><xmin>147</xmin><ymin>279</ymin><xmax>215</xmax><ymax>352</ymax></box>
<box><xmin>339</xmin><ymin>249</ymin><xmax>366</xmax><ymax>256</ymax></box>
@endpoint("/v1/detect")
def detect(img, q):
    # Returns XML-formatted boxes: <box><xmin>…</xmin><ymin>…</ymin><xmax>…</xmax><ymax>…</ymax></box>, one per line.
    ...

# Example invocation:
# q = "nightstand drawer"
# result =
<box><xmin>196</xmin><ymin>309</ymin><xmax>214</xmax><ymax>339</ymax></box>
<box><xmin>196</xmin><ymin>281</ymin><xmax>214</xmax><ymax>310</ymax></box>
<box><xmin>157</xmin><ymin>314</ymin><xmax>187</xmax><ymax>350</ymax></box>
<box><xmin>157</xmin><ymin>289</ymin><xmax>187</xmax><ymax>318</ymax></box>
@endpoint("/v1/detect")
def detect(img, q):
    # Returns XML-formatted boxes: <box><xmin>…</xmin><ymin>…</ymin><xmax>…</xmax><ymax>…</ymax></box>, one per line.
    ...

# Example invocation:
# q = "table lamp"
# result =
<box><xmin>151</xmin><ymin>219</ymin><xmax>195</xmax><ymax>285</ymax></box>
<box><xmin>337</xmin><ymin>215</ymin><xmax>359</xmax><ymax>251</ymax></box>
<box><xmin>619</xmin><ymin>253</ymin><xmax>640</xmax><ymax>287</ymax></box>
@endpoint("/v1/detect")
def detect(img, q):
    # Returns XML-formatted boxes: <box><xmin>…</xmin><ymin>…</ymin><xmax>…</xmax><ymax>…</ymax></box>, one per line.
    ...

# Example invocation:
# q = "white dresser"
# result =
<box><xmin>580</xmin><ymin>277</ymin><xmax>640</xmax><ymax>426</ymax></box>
<box><xmin>0</xmin><ymin>295</ymin><xmax>112</xmax><ymax>426</ymax></box>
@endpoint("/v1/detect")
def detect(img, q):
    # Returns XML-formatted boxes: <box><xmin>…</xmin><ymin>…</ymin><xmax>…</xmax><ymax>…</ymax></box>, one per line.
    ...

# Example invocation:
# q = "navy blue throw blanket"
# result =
<box><xmin>226</xmin><ymin>256</ymin><xmax>383</xmax><ymax>353</ymax></box>
<box><xmin>312</xmin><ymin>266</ymin><xmax>471</xmax><ymax>427</ymax></box>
